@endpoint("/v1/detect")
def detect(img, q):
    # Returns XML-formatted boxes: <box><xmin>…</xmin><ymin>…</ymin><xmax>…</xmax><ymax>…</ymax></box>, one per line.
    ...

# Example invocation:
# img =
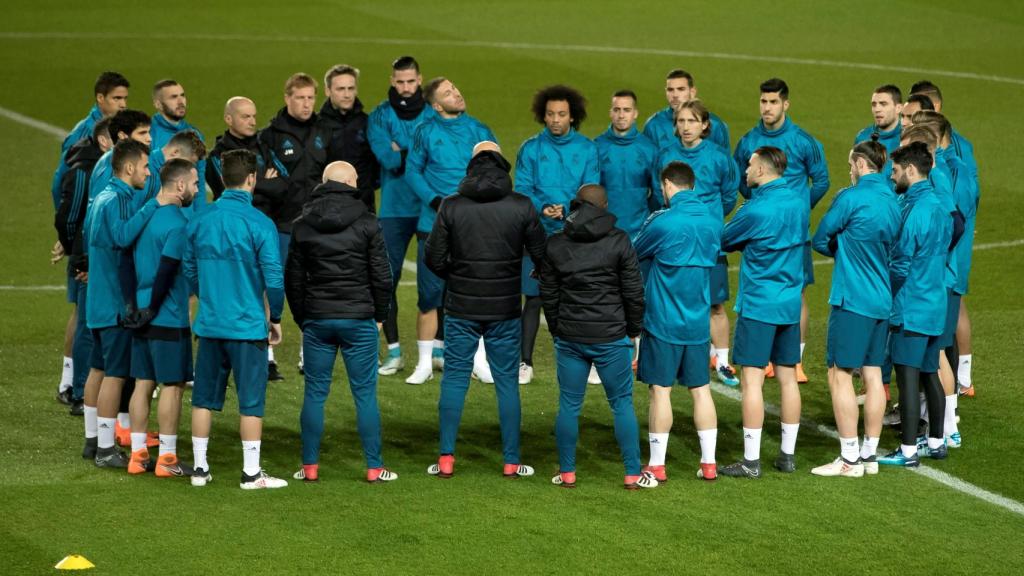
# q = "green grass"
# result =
<box><xmin>2</xmin><ymin>1</ymin><xmax>1024</xmax><ymax>574</ymax></box>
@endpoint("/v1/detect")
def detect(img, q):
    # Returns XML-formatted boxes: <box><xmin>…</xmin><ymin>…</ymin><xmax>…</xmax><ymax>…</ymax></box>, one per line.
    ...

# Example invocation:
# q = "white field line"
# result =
<box><xmin>709</xmin><ymin>383</ymin><xmax>1024</xmax><ymax>518</ymax></box>
<box><xmin>0</xmin><ymin>106</ymin><xmax>66</xmax><ymax>139</ymax></box>
<box><xmin>2</xmin><ymin>31</ymin><xmax>1024</xmax><ymax>86</ymax></box>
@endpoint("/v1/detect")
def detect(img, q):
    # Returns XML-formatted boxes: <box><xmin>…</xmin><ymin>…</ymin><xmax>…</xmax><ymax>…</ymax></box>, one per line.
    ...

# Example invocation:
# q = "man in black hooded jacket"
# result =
<box><xmin>284</xmin><ymin>161</ymin><xmax>395</xmax><ymax>484</ymax></box>
<box><xmin>424</xmin><ymin>142</ymin><xmax>545</xmax><ymax>479</ymax></box>
<box><xmin>318</xmin><ymin>65</ymin><xmax>380</xmax><ymax>212</ymax></box>
<box><xmin>539</xmin><ymin>184</ymin><xmax>654</xmax><ymax>490</ymax></box>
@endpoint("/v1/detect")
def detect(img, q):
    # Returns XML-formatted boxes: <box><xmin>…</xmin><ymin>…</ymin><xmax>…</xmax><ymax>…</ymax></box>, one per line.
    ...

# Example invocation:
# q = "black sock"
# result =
<box><xmin>922</xmin><ymin>372</ymin><xmax>946</xmax><ymax>439</ymax></box>
<box><xmin>383</xmin><ymin>293</ymin><xmax>399</xmax><ymax>344</ymax></box>
<box><xmin>895</xmin><ymin>364</ymin><xmax>920</xmax><ymax>447</ymax></box>
<box><xmin>521</xmin><ymin>296</ymin><xmax>542</xmax><ymax>365</ymax></box>
<box><xmin>435</xmin><ymin>302</ymin><xmax>445</xmax><ymax>341</ymax></box>
<box><xmin>119</xmin><ymin>377</ymin><xmax>135</xmax><ymax>414</ymax></box>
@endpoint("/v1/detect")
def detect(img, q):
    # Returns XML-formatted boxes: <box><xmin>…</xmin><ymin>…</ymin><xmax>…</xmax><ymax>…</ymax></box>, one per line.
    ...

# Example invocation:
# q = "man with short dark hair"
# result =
<box><xmin>123</xmin><ymin>158</ymin><xmax>198</xmax><ymax>478</ymax></box>
<box><xmin>81</xmin><ymin>140</ymin><xmax>174</xmax><ymax>466</ymax></box>
<box><xmin>138</xmin><ymin>130</ymin><xmax>207</xmax><ymax>210</ymax></box>
<box><xmin>367</xmin><ymin>56</ymin><xmax>435</xmax><ymax>377</ymax></box>
<box><xmin>810</xmin><ymin>141</ymin><xmax>901</xmax><ymax>477</ymax></box>
<box><xmin>318</xmin><ymin>65</ymin><xmax>380</xmax><ymax>211</ymax></box>
<box><xmin>286</xmin><ymin>161</ymin><xmax>395</xmax><ymax>484</ymax></box>
<box><xmin>633</xmin><ymin>161</ymin><xmax>722</xmax><ymax>483</ymax></box>
<box><xmin>404</xmin><ymin>77</ymin><xmax>496</xmax><ymax>384</ymax></box>
<box><xmin>854</xmin><ymin>85</ymin><xmax>903</xmax><ymax>152</ymax></box>
<box><xmin>150</xmin><ymin>79</ymin><xmax>206</xmax><ymax>210</ymax></box>
<box><xmin>733</xmin><ymin>78</ymin><xmax>830</xmax><ymax>382</ymax></box>
<box><xmin>643</xmin><ymin>69</ymin><xmax>730</xmax><ymax>151</ymax></box>
<box><xmin>878</xmin><ymin>142</ymin><xmax>953</xmax><ymax>468</ymax></box>
<box><xmin>542</xmin><ymin>184</ymin><xmax>654</xmax><ymax>489</ymax></box>
<box><xmin>515</xmin><ymin>84</ymin><xmax>600</xmax><ymax>385</ymax></box>
<box><xmin>899</xmin><ymin>94</ymin><xmax>934</xmax><ymax>129</ymax></box>
<box><xmin>719</xmin><ymin>146</ymin><xmax>808</xmax><ymax>479</ymax></box>
<box><xmin>594</xmin><ymin>90</ymin><xmax>658</xmax><ymax>239</ymax></box>
<box><xmin>184</xmin><ymin>149</ymin><xmax>287</xmax><ymax>489</ymax></box>
<box><xmin>424</xmin><ymin>142</ymin><xmax>544</xmax><ymax>479</ymax></box>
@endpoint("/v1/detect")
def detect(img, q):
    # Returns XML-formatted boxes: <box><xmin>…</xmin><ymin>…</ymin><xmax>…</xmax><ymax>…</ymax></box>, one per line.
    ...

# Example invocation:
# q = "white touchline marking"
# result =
<box><xmin>709</xmin><ymin>383</ymin><xmax>1024</xmax><ymax>518</ymax></box>
<box><xmin>0</xmin><ymin>106</ymin><xmax>66</xmax><ymax>139</ymax></box>
<box><xmin>2</xmin><ymin>32</ymin><xmax>1023</xmax><ymax>86</ymax></box>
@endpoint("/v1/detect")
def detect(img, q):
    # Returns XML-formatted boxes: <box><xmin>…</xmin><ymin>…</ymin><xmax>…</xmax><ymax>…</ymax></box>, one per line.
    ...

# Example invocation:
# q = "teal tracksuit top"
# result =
<box><xmin>722</xmin><ymin>178</ymin><xmax>809</xmax><ymax>325</ymax></box>
<box><xmin>405</xmin><ymin>113</ymin><xmax>496</xmax><ymax>233</ymax></box>
<box><xmin>133</xmin><ymin>204</ymin><xmax>191</xmax><ymax>329</ymax></box>
<box><xmin>642</xmin><ymin>106</ymin><xmax>730</xmax><ymax>153</ymax></box>
<box><xmin>811</xmin><ymin>173</ymin><xmax>901</xmax><ymax>320</ymax></box>
<box><xmin>593</xmin><ymin>125</ymin><xmax>658</xmax><ymax>238</ymax></box>
<box><xmin>889</xmin><ymin>179</ymin><xmax>952</xmax><ymax>335</ymax></box>
<box><xmin>734</xmin><ymin>116</ymin><xmax>830</xmax><ymax>208</ymax></box>
<box><xmin>183</xmin><ymin>189</ymin><xmax>284</xmax><ymax>340</ymax></box>
<box><xmin>652</xmin><ymin>138</ymin><xmax>739</xmax><ymax>219</ymax></box>
<box><xmin>367</xmin><ymin>100</ymin><xmax>435</xmax><ymax>218</ymax></box>
<box><xmin>515</xmin><ymin>127</ymin><xmax>601</xmax><ymax>236</ymax></box>
<box><xmin>633</xmin><ymin>191</ymin><xmax>722</xmax><ymax>345</ymax></box>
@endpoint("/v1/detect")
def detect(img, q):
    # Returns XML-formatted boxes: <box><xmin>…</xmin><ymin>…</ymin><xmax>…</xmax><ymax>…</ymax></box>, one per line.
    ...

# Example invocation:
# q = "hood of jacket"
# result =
<box><xmin>301</xmin><ymin>180</ymin><xmax>367</xmax><ymax>232</ymax></box>
<box><xmin>318</xmin><ymin>98</ymin><xmax>365</xmax><ymax>127</ymax></box>
<box><xmin>563</xmin><ymin>201</ymin><xmax>617</xmax><ymax>242</ymax></box>
<box><xmin>65</xmin><ymin>136</ymin><xmax>102</xmax><ymax>169</ymax></box>
<box><xmin>457</xmin><ymin>150</ymin><xmax>512</xmax><ymax>202</ymax></box>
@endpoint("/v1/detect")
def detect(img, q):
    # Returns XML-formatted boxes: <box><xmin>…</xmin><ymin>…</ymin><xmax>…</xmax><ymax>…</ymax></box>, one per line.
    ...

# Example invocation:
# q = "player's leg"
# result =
<box><xmin>189</xmin><ymin>337</ymin><xmax>229</xmax><ymax>486</ymax></box>
<box><xmin>683</xmin><ymin>342</ymin><xmax>717</xmax><ymax>481</ymax></box>
<box><xmin>709</xmin><ymin>256</ymin><xmax>738</xmax><ymax>386</ymax></box>
<box><xmin>409</xmin><ymin>233</ymin><xmax>442</xmax><ymax>384</ymax></box>
<box><xmin>956</xmin><ymin>298</ymin><xmax>973</xmax><ymax>393</ymax></box>
<box><xmin>773</xmin><ymin>322</ymin><xmax>802</xmax><ymax>473</ymax></box>
<box><xmin>720</xmin><ymin>316</ymin><xmax>768</xmax><ymax>478</ymax></box>
<box><xmin>636</xmin><ymin>332</ymin><xmax>676</xmax><ymax>481</ymax></box>
<box><xmin>234</xmin><ymin>340</ymin><xmax>285</xmax><ymax>489</ymax></box>
<box><xmin>813</xmin><ymin>308</ymin><xmax>865</xmax><ymax>477</ymax></box>
<box><xmin>152</xmin><ymin>332</ymin><xmax>192</xmax><ymax>477</ymax></box>
<box><xmin>94</xmin><ymin>327</ymin><xmax>131</xmax><ymax>468</ymax></box>
<box><xmin>518</xmin><ymin>256</ymin><xmax>542</xmax><ymax>384</ymax></box>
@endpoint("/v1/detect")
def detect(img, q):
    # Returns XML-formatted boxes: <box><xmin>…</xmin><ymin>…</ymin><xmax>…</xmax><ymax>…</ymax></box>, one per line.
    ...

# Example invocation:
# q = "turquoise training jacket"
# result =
<box><xmin>853</xmin><ymin>120</ymin><xmax>902</xmax><ymax>153</ymax></box>
<box><xmin>642</xmin><ymin>106</ymin><xmax>730</xmax><ymax>153</ymax></box>
<box><xmin>133</xmin><ymin>204</ymin><xmax>190</xmax><ymax>329</ymax></box>
<box><xmin>405</xmin><ymin>113</ymin><xmax>496</xmax><ymax>233</ymax></box>
<box><xmin>889</xmin><ymin>179</ymin><xmax>952</xmax><ymax>336</ymax></box>
<box><xmin>633</xmin><ymin>190</ymin><xmax>722</xmax><ymax>345</ymax></box>
<box><xmin>733</xmin><ymin>116</ymin><xmax>830</xmax><ymax>208</ymax></box>
<box><xmin>593</xmin><ymin>125</ymin><xmax>657</xmax><ymax>238</ymax></box>
<box><xmin>84</xmin><ymin>177</ymin><xmax>159</xmax><ymax>329</ymax></box>
<box><xmin>366</xmin><ymin>99</ymin><xmax>435</xmax><ymax>219</ymax></box>
<box><xmin>515</xmin><ymin>127</ymin><xmax>601</xmax><ymax>236</ymax></box>
<box><xmin>652</xmin><ymin>138</ymin><xmax>739</xmax><ymax>219</ymax></box>
<box><xmin>149</xmin><ymin>114</ymin><xmax>207</xmax><ymax>212</ymax></box>
<box><xmin>722</xmin><ymin>178</ymin><xmax>809</xmax><ymax>325</ymax></box>
<box><xmin>183</xmin><ymin>189</ymin><xmax>283</xmax><ymax>341</ymax></box>
<box><xmin>811</xmin><ymin>172</ymin><xmax>901</xmax><ymax>320</ymax></box>
<box><xmin>944</xmin><ymin>151</ymin><xmax>979</xmax><ymax>295</ymax></box>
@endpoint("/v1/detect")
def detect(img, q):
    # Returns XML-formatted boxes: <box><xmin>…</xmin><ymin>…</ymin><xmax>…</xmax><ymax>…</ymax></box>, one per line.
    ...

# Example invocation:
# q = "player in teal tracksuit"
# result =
<box><xmin>810</xmin><ymin>141</ymin><xmax>901</xmax><ymax>476</ymax></box>
<box><xmin>718</xmin><ymin>146</ymin><xmax>808</xmax><ymax>479</ymax></box>
<box><xmin>149</xmin><ymin>81</ymin><xmax>207</xmax><ymax>212</ymax></box>
<box><xmin>642</xmin><ymin>68</ymin><xmax>731</xmax><ymax>153</ymax></box>
<box><xmin>878</xmin><ymin>142</ymin><xmax>953</xmax><ymax>468</ymax></box>
<box><xmin>633</xmin><ymin>161</ymin><xmax>723</xmax><ymax>482</ymax></box>
<box><xmin>366</xmin><ymin>57</ymin><xmax>436</xmax><ymax>374</ymax></box>
<box><xmin>402</xmin><ymin>78</ymin><xmax>496</xmax><ymax>383</ymax></box>
<box><xmin>183</xmin><ymin>149</ymin><xmax>286</xmax><ymax>489</ymax></box>
<box><xmin>594</xmin><ymin>120</ymin><xmax>658</xmax><ymax>239</ymax></box>
<box><xmin>652</xmin><ymin>100</ymin><xmax>741</xmax><ymax>386</ymax></box>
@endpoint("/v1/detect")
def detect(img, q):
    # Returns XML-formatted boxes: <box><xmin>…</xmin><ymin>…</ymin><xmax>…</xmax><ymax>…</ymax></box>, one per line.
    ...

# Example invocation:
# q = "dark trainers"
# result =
<box><xmin>774</xmin><ymin>452</ymin><xmax>797</xmax><ymax>473</ymax></box>
<box><xmin>926</xmin><ymin>443</ymin><xmax>948</xmax><ymax>460</ymax></box>
<box><xmin>268</xmin><ymin>361</ymin><xmax>284</xmax><ymax>382</ymax></box>
<box><xmin>82</xmin><ymin>437</ymin><xmax>98</xmax><ymax>460</ymax></box>
<box><xmin>878</xmin><ymin>448</ymin><xmax>920</xmax><ymax>467</ymax></box>
<box><xmin>719</xmin><ymin>459</ymin><xmax>761</xmax><ymax>479</ymax></box>
<box><xmin>69</xmin><ymin>400</ymin><xmax>84</xmax><ymax>416</ymax></box>
<box><xmin>94</xmin><ymin>446</ymin><xmax>129</xmax><ymax>468</ymax></box>
<box><xmin>56</xmin><ymin>388</ymin><xmax>73</xmax><ymax>405</ymax></box>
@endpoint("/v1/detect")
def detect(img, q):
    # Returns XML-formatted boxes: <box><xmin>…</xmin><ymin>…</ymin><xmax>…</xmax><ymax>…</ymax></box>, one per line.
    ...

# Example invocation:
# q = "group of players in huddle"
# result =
<box><xmin>49</xmin><ymin>56</ymin><xmax>978</xmax><ymax>489</ymax></box>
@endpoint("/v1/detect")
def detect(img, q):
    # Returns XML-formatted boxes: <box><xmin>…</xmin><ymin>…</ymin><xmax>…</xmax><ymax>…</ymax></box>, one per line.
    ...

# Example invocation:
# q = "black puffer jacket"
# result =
<box><xmin>539</xmin><ymin>201</ymin><xmax>645</xmax><ymax>343</ymax></box>
<box><xmin>425</xmin><ymin>150</ymin><xmax>546</xmax><ymax>321</ymax></box>
<box><xmin>205</xmin><ymin>130</ymin><xmax>287</xmax><ymax>201</ymax></box>
<box><xmin>55</xmin><ymin>137</ymin><xmax>102</xmax><ymax>255</ymax></box>
<box><xmin>284</xmin><ymin>180</ymin><xmax>392</xmax><ymax>326</ymax></box>
<box><xmin>256</xmin><ymin>108</ymin><xmax>330</xmax><ymax>233</ymax></box>
<box><xmin>318</xmin><ymin>99</ymin><xmax>380</xmax><ymax>211</ymax></box>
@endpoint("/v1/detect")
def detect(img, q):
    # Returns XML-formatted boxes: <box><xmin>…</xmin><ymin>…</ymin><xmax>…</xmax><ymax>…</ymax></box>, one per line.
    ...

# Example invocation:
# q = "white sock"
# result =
<box><xmin>474</xmin><ymin>338</ymin><xmax>487</xmax><ymax>366</ymax></box>
<box><xmin>159</xmin><ymin>434</ymin><xmax>177</xmax><ymax>457</ymax></box>
<box><xmin>958</xmin><ymin>354</ymin><xmax>972</xmax><ymax>387</ymax></box>
<box><xmin>84</xmin><ymin>406</ymin><xmax>98</xmax><ymax>439</ymax></box>
<box><xmin>433</xmin><ymin>339</ymin><xmax>444</xmax><ymax>351</ymax></box>
<box><xmin>59</xmin><ymin>356</ymin><xmax>73</xmax><ymax>390</ymax></box>
<box><xmin>416</xmin><ymin>340</ymin><xmax>433</xmax><ymax>368</ymax></box>
<box><xmin>839</xmin><ymin>436</ymin><xmax>859</xmax><ymax>463</ymax></box>
<box><xmin>131</xmin><ymin>432</ymin><xmax>147</xmax><ymax>453</ymax></box>
<box><xmin>901</xmin><ymin>444</ymin><xmax>917</xmax><ymax>458</ymax></box>
<box><xmin>743</xmin><ymin>427</ymin><xmax>762</xmax><ymax>461</ymax></box>
<box><xmin>117</xmin><ymin>412</ymin><xmax>131</xmax><ymax>429</ymax></box>
<box><xmin>299</xmin><ymin>347</ymin><xmax>304</xmax><ymax>364</ymax></box>
<box><xmin>192</xmin><ymin>436</ymin><xmax>208</xmax><ymax>470</ymax></box>
<box><xmin>697</xmin><ymin>428</ymin><xmax>717</xmax><ymax>464</ymax></box>
<box><xmin>780</xmin><ymin>422</ymin><xmax>800</xmax><ymax>455</ymax></box>
<box><xmin>861</xmin><ymin>436</ymin><xmax>879</xmax><ymax>459</ymax></box>
<box><xmin>388</xmin><ymin>342</ymin><xmax>400</xmax><ymax>351</ymax></box>
<box><xmin>944</xmin><ymin>394</ymin><xmax>959</xmax><ymax>437</ymax></box>
<box><xmin>97</xmin><ymin>417</ymin><xmax>116</xmax><ymax>449</ymax></box>
<box><xmin>267</xmin><ymin>346</ymin><xmax>275</xmax><ymax>363</ymax></box>
<box><xmin>648</xmin><ymin>433</ymin><xmax>669</xmax><ymax>466</ymax></box>
<box><xmin>928</xmin><ymin>436</ymin><xmax>944</xmax><ymax>450</ymax></box>
<box><xmin>799</xmin><ymin>342</ymin><xmax>806</xmax><ymax>361</ymax></box>
<box><xmin>709</xmin><ymin>346</ymin><xmax>716</xmax><ymax>361</ymax></box>
<box><xmin>242</xmin><ymin>440</ymin><xmax>261</xmax><ymax>476</ymax></box>
<box><xmin>715</xmin><ymin>348</ymin><xmax>729</xmax><ymax>369</ymax></box>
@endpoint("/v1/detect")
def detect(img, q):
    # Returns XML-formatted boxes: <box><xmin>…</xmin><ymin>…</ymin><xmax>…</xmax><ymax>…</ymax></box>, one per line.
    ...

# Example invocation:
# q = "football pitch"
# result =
<box><xmin>2</xmin><ymin>1</ymin><xmax>1024</xmax><ymax>573</ymax></box>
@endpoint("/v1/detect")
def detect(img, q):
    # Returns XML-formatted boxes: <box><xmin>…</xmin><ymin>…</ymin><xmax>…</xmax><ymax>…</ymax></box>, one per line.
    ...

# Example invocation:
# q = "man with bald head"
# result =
<box><xmin>424</xmin><ymin>142</ymin><xmax>545</xmax><ymax>479</ymax></box>
<box><xmin>540</xmin><ymin>184</ymin><xmax>653</xmax><ymax>489</ymax></box>
<box><xmin>206</xmin><ymin>97</ymin><xmax>286</xmax><ymax>201</ymax></box>
<box><xmin>285</xmin><ymin>160</ymin><xmax>395</xmax><ymax>483</ymax></box>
